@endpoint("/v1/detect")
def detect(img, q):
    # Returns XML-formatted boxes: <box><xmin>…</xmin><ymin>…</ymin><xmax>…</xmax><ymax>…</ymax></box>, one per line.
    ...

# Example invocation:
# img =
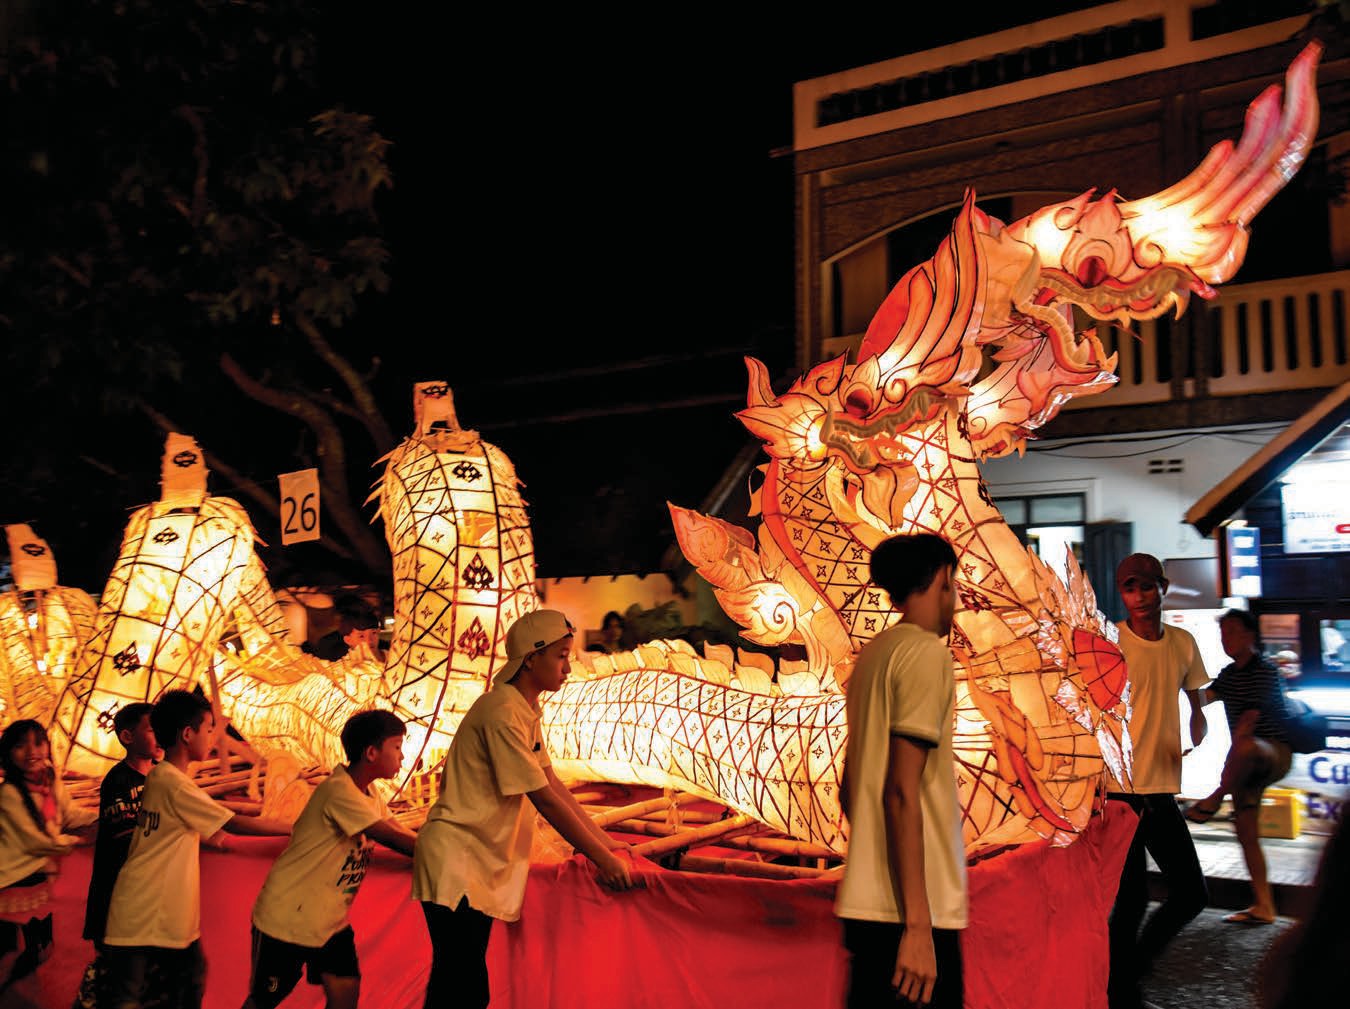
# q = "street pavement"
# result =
<box><xmin>1137</xmin><ymin>810</ymin><xmax>1329</xmax><ymax>1009</ymax></box>
<box><xmin>1143</xmin><ymin>905</ymin><xmax>1294</xmax><ymax>1009</ymax></box>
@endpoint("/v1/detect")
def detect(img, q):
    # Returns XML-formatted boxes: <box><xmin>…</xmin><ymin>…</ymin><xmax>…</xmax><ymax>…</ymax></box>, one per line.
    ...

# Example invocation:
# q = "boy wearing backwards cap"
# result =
<box><xmin>1106</xmin><ymin>553</ymin><xmax>1210</xmax><ymax>1009</ymax></box>
<box><xmin>413</xmin><ymin>609</ymin><xmax>634</xmax><ymax>1009</ymax></box>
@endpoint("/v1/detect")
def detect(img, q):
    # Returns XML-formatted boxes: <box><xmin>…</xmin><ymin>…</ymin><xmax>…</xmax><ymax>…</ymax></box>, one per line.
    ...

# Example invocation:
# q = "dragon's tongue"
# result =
<box><xmin>860</xmin><ymin>464</ymin><xmax>918</xmax><ymax>529</ymax></box>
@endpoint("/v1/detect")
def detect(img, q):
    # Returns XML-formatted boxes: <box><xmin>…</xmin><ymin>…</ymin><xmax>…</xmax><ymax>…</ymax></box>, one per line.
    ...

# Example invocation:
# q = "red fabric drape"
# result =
<box><xmin>9</xmin><ymin>803</ymin><xmax>1134</xmax><ymax>1009</ymax></box>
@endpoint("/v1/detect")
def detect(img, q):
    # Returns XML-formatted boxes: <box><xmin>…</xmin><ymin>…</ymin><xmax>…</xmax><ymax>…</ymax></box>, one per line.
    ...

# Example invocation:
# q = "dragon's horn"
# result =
<box><xmin>1117</xmin><ymin>42</ymin><xmax>1321</xmax><ymax>284</ymax></box>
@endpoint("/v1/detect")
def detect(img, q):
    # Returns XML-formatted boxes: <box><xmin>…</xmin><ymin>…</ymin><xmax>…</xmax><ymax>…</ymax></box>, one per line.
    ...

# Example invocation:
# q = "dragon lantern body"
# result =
<box><xmin>34</xmin><ymin>47</ymin><xmax>1319</xmax><ymax>857</ymax></box>
<box><xmin>541</xmin><ymin>42</ymin><xmax>1321</xmax><ymax>853</ymax></box>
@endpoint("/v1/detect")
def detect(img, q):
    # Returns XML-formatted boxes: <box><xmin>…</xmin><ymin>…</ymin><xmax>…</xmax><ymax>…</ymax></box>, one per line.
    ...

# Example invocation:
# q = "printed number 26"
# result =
<box><xmin>283</xmin><ymin>492</ymin><xmax>318</xmax><ymax>533</ymax></box>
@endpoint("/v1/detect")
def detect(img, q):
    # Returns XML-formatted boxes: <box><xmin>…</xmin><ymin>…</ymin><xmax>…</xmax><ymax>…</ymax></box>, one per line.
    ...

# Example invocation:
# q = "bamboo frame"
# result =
<box><xmin>631</xmin><ymin>814</ymin><xmax>757</xmax><ymax>859</ymax></box>
<box><xmin>587</xmin><ymin>792</ymin><xmax>702</xmax><ymax>829</ymax></box>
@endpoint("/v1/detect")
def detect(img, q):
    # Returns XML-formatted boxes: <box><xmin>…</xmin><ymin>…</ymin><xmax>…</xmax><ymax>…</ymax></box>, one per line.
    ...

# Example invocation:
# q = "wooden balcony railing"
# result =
<box><xmin>1067</xmin><ymin>268</ymin><xmax>1350</xmax><ymax>408</ymax></box>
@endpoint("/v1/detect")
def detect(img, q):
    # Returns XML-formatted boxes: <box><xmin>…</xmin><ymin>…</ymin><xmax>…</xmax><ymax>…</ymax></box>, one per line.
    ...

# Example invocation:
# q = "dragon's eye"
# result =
<box><xmin>844</xmin><ymin>388</ymin><xmax>872</xmax><ymax>416</ymax></box>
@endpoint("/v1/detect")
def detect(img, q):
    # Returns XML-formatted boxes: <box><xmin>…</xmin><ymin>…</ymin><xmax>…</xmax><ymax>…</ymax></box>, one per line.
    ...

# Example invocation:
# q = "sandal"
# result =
<box><xmin>1223</xmin><ymin>909</ymin><xmax>1275</xmax><ymax>925</ymax></box>
<box><xmin>1183</xmin><ymin>800</ymin><xmax>1222</xmax><ymax>823</ymax></box>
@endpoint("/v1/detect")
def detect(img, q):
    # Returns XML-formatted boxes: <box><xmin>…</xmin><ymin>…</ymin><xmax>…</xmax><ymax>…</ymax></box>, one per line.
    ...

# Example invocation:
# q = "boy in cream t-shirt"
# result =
<box><xmin>103</xmin><ymin>690</ymin><xmax>291</xmax><ymax>1009</ymax></box>
<box><xmin>413</xmin><ymin>609</ymin><xmax>636</xmax><ymax>1009</ymax></box>
<box><xmin>247</xmin><ymin>710</ymin><xmax>417</xmax><ymax>1009</ymax></box>
<box><xmin>836</xmin><ymin>534</ymin><xmax>967</xmax><ymax>1009</ymax></box>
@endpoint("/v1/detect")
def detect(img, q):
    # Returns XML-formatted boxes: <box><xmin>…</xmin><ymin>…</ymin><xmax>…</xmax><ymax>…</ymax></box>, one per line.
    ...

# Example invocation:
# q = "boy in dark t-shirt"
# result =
<box><xmin>73</xmin><ymin>702</ymin><xmax>159</xmax><ymax>1008</ymax></box>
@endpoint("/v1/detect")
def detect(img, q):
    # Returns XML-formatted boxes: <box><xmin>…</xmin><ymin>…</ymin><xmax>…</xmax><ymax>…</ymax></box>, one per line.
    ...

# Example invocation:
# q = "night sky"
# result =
<box><xmin>1</xmin><ymin>3</ymin><xmax>1112</xmax><ymax>591</ymax></box>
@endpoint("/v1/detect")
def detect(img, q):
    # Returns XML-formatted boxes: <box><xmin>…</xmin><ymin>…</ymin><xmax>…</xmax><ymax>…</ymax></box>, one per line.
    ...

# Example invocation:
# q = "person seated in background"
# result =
<box><xmin>303</xmin><ymin>596</ymin><xmax>382</xmax><ymax>661</ymax></box>
<box><xmin>585</xmin><ymin>611</ymin><xmax>625</xmax><ymax>655</ymax></box>
<box><xmin>1184</xmin><ymin>609</ymin><xmax>1293</xmax><ymax>925</ymax></box>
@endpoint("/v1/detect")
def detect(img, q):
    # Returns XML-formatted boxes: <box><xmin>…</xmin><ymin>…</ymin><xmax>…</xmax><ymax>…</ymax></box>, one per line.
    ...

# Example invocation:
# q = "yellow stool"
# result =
<box><xmin>1257</xmin><ymin>787</ymin><xmax>1303</xmax><ymax>839</ymax></box>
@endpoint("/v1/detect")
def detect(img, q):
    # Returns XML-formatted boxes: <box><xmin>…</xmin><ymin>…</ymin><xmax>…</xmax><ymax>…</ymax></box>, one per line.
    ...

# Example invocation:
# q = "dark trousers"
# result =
<box><xmin>423</xmin><ymin>898</ymin><xmax>493</xmax><ymax>1009</ymax></box>
<box><xmin>105</xmin><ymin>941</ymin><xmax>206</xmax><ymax>1009</ymax></box>
<box><xmin>1107</xmin><ymin>793</ymin><xmax>1208</xmax><ymax>1009</ymax></box>
<box><xmin>841</xmin><ymin>918</ymin><xmax>963</xmax><ymax>1009</ymax></box>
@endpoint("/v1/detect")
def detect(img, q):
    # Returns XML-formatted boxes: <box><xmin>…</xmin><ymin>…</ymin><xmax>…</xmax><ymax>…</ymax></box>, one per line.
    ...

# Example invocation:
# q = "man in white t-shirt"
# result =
<box><xmin>103</xmin><ymin>690</ymin><xmax>291</xmax><ymax>1009</ymax></box>
<box><xmin>836</xmin><ymin>533</ymin><xmax>967</xmax><ymax>1009</ymax></box>
<box><xmin>1106</xmin><ymin>554</ymin><xmax>1210</xmax><ymax>1009</ymax></box>
<box><xmin>247</xmin><ymin>710</ymin><xmax>418</xmax><ymax>1009</ymax></box>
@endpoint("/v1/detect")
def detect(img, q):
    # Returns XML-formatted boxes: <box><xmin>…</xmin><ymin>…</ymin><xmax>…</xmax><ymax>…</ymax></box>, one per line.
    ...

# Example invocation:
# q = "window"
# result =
<box><xmin>993</xmin><ymin>493</ymin><xmax>1087</xmax><ymax>582</ymax></box>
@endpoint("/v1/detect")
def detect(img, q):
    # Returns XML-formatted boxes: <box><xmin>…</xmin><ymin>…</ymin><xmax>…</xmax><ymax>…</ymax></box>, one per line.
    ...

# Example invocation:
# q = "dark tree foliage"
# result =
<box><xmin>0</xmin><ymin>0</ymin><xmax>397</xmax><ymax>583</ymax></box>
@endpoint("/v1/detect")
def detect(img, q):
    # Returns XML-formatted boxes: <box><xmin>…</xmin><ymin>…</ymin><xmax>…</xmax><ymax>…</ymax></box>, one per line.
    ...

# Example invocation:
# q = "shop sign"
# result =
<box><xmin>1307</xmin><ymin>792</ymin><xmax>1344</xmax><ymax>823</ymax></box>
<box><xmin>1281</xmin><ymin>480</ymin><xmax>1350</xmax><ymax>553</ymax></box>
<box><xmin>1222</xmin><ymin>525</ymin><xmax>1262</xmax><ymax>597</ymax></box>
<box><xmin>1283</xmin><ymin>751</ymin><xmax>1350</xmax><ymax>798</ymax></box>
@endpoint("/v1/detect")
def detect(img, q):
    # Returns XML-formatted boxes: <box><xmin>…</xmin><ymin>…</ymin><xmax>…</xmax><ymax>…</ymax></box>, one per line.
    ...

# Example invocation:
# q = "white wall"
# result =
<box><xmin>979</xmin><ymin>424</ymin><xmax>1286</xmax><ymax>563</ymax></box>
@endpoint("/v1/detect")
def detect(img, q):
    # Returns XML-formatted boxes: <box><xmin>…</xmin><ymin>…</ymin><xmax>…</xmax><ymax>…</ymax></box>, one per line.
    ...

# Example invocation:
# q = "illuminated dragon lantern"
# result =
<box><xmin>40</xmin><ymin>46</ymin><xmax>1319</xmax><ymax>857</ymax></box>
<box><xmin>47</xmin><ymin>389</ymin><xmax>540</xmax><ymax>797</ymax></box>
<box><xmin>48</xmin><ymin>434</ymin><xmax>377</xmax><ymax>775</ymax></box>
<box><xmin>540</xmin><ymin>43</ymin><xmax>1322</xmax><ymax>853</ymax></box>
<box><xmin>0</xmin><ymin>525</ymin><xmax>96</xmax><ymax>725</ymax></box>
<box><xmin>369</xmin><ymin>380</ymin><xmax>540</xmax><ymax>779</ymax></box>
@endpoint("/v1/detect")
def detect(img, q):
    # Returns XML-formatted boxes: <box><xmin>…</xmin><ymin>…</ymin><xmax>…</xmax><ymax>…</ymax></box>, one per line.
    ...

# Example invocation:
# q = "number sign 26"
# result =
<box><xmin>278</xmin><ymin>469</ymin><xmax>321</xmax><ymax>545</ymax></box>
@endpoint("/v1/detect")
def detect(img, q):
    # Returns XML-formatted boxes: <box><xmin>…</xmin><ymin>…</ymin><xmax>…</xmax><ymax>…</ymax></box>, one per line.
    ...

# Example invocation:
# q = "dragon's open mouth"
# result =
<box><xmin>1034</xmin><ymin>265</ymin><xmax>1203</xmax><ymax>324</ymax></box>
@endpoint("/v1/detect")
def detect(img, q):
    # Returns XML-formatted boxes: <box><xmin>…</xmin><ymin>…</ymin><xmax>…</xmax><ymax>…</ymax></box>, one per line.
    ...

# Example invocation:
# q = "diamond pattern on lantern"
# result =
<box><xmin>451</xmin><ymin>461</ymin><xmax>482</xmax><ymax>482</ymax></box>
<box><xmin>112</xmin><ymin>643</ymin><xmax>141</xmax><ymax>676</ymax></box>
<box><xmin>457</xmin><ymin>618</ymin><xmax>490</xmax><ymax>662</ymax></box>
<box><xmin>152</xmin><ymin>528</ymin><xmax>180</xmax><ymax>545</ymax></box>
<box><xmin>462</xmin><ymin>553</ymin><xmax>494</xmax><ymax>590</ymax></box>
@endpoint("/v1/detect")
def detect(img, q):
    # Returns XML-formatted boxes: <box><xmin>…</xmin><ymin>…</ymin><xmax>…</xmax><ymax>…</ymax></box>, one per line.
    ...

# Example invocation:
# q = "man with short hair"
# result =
<box><xmin>1107</xmin><ymin>553</ymin><xmax>1210</xmax><ymax>1009</ymax></box>
<box><xmin>836</xmin><ymin>533</ymin><xmax>967</xmax><ymax>1009</ymax></box>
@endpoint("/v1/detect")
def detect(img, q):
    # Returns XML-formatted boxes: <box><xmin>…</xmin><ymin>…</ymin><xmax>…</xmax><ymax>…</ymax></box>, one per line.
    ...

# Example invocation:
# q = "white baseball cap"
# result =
<box><xmin>492</xmin><ymin>610</ymin><xmax>576</xmax><ymax>687</ymax></box>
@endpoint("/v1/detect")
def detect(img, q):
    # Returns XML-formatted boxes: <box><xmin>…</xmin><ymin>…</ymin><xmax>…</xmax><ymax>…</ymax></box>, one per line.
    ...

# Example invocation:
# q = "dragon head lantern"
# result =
<box><xmin>674</xmin><ymin>44</ymin><xmax>1320</xmax><ymax>850</ymax></box>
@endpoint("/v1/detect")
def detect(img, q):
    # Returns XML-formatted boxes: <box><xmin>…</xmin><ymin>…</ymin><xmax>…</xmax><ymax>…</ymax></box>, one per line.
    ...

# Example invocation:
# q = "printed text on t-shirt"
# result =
<box><xmin>136</xmin><ymin>807</ymin><xmax>160</xmax><ymax>836</ymax></box>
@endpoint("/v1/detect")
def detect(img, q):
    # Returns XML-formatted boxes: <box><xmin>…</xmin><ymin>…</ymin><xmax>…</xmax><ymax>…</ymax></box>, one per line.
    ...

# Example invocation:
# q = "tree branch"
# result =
<box><xmin>176</xmin><ymin>104</ymin><xmax>210</xmax><ymax>226</ymax></box>
<box><xmin>47</xmin><ymin>255</ymin><xmax>91</xmax><ymax>288</ymax></box>
<box><xmin>216</xmin><ymin>354</ymin><xmax>390</xmax><ymax>575</ymax></box>
<box><xmin>297</xmin><ymin>383</ymin><xmax>366</xmax><ymax>425</ymax></box>
<box><xmin>293</xmin><ymin>311</ymin><xmax>396</xmax><ymax>454</ymax></box>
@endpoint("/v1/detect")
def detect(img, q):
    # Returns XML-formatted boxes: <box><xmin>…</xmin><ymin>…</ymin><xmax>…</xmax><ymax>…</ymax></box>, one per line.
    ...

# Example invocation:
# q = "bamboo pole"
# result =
<box><xmin>568</xmin><ymin>790</ymin><xmax>608</xmax><ymax>804</ymax></box>
<box><xmin>583</xmin><ymin>805</ymin><xmax>725</xmax><ymax>825</ymax></box>
<box><xmin>196</xmin><ymin>764</ymin><xmax>326</xmax><ymax>797</ymax></box>
<box><xmin>604</xmin><ymin>819</ymin><xmax>838</xmax><ymax>860</ymax></box>
<box><xmin>631</xmin><ymin>815</ymin><xmax>756</xmax><ymax>859</ymax></box>
<box><xmin>676</xmin><ymin>855</ymin><xmax>841</xmax><ymax>881</ymax></box>
<box><xmin>717</xmin><ymin>834</ymin><xmax>838</xmax><ymax>860</ymax></box>
<box><xmin>602</xmin><ymin>819</ymin><xmax>680</xmax><ymax>838</ymax></box>
<box><xmin>588</xmin><ymin>793</ymin><xmax>701</xmax><ymax>829</ymax></box>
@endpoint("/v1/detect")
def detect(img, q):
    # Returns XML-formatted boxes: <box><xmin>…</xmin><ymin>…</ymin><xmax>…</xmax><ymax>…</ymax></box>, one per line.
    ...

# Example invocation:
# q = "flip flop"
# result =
<box><xmin>1223</xmin><ymin>909</ymin><xmax>1275</xmax><ymax>925</ymax></box>
<box><xmin>1183</xmin><ymin>801</ymin><xmax>1221</xmax><ymax>823</ymax></box>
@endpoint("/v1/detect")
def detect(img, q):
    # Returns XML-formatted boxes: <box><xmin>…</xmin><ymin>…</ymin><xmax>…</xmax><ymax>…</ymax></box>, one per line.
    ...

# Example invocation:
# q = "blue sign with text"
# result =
<box><xmin>1224</xmin><ymin>525</ymin><xmax>1262</xmax><ymax>598</ymax></box>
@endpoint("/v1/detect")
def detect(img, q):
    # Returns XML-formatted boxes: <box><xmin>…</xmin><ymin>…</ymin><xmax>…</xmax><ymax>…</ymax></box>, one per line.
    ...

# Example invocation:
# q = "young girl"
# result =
<box><xmin>0</xmin><ymin>718</ymin><xmax>96</xmax><ymax>990</ymax></box>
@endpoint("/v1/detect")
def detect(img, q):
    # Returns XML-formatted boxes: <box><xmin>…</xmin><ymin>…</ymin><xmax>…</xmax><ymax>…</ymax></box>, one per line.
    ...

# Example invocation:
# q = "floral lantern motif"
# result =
<box><xmin>373</xmin><ymin>382</ymin><xmax>539</xmax><ymax>785</ymax></box>
<box><xmin>0</xmin><ymin>525</ymin><xmax>96</xmax><ymax>724</ymax></box>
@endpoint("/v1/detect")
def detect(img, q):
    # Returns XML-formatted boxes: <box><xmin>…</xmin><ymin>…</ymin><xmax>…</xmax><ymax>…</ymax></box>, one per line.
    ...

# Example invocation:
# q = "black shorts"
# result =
<box><xmin>248</xmin><ymin>925</ymin><xmax>359</xmax><ymax>1008</ymax></box>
